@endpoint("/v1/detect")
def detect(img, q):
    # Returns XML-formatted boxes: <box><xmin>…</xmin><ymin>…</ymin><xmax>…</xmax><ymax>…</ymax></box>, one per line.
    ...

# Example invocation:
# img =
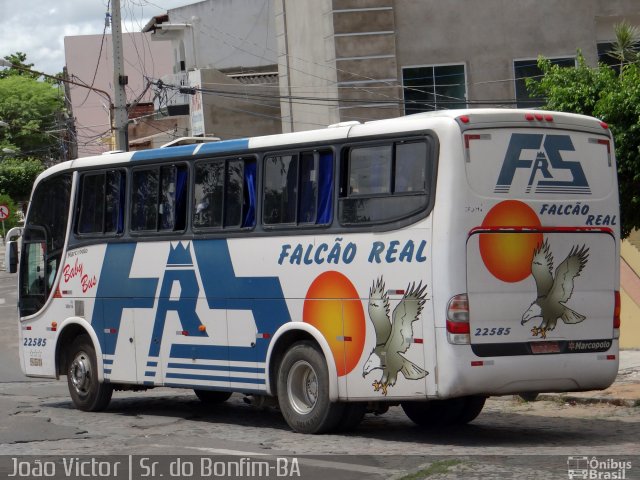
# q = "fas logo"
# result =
<box><xmin>495</xmin><ymin>133</ymin><xmax>590</xmax><ymax>195</ymax></box>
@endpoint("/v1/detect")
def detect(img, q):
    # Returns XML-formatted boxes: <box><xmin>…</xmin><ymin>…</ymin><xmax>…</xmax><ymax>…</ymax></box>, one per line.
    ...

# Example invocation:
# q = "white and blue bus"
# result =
<box><xmin>6</xmin><ymin>109</ymin><xmax>620</xmax><ymax>433</ymax></box>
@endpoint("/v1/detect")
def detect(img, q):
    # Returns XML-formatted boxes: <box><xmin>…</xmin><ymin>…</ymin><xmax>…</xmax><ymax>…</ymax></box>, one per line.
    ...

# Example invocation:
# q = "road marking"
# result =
<box><xmin>141</xmin><ymin>444</ymin><xmax>399</xmax><ymax>475</ymax></box>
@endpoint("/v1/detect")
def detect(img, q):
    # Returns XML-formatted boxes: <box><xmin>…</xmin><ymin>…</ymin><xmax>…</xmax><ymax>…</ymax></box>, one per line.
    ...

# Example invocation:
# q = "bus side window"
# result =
<box><xmin>262</xmin><ymin>150</ymin><xmax>333</xmax><ymax>227</ymax></box>
<box><xmin>131</xmin><ymin>168</ymin><xmax>160</xmax><ymax>231</ymax></box>
<box><xmin>339</xmin><ymin>140</ymin><xmax>431</xmax><ymax>225</ymax></box>
<box><xmin>193</xmin><ymin>157</ymin><xmax>256</xmax><ymax>230</ymax></box>
<box><xmin>77</xmin><ymin>170</ymin><xmax>125</xmax><ymax>235</ymax></box>
<box><xmin>132</xmin><ymin>165</ymin><xmax>187</xmax><ymax>233</ymax></box>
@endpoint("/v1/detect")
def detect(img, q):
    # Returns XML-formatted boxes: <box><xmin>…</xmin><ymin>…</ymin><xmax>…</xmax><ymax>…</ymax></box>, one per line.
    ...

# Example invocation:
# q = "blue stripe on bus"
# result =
<box><xmin>145</xmin><ymin>371</ymin><xmax>156</xmax><ymax>377</ymax></box>
<box><xmin>146</xmin><ymin>361</ymin><xmax>158</xmax><ymax>367</ymax></box>
<box><xmin>196</xmin><ymin>138</ymin><xmax>249</xmax><ymax>156</ymax></box>
<box><xmin>130</xmin><ymin>144</ymin><xmax>199</xmax><ymax>161</ymax></box>
<box><xmin>143</xmin><ymin>381</ymin><xmax>155</xmax><ymax>386</ymax></box>
<box><xmin>103</xmin><ymin>359</ymin><xmax>113</xmax><ymax>365</ymax></box>
<box><xmin>170</xmin><ymin>344</ymin><xmax>262</xmax><ymax>362</ymax></box>
<box><xmin>167</xmin><ymin>362</ymin><xmax>265</xmax><ymax>374</ymax></box>
<box><xmin>165</xmin><ymin>373</ymin><xmax>265</xmax><ymax>384</ymax></box>
<box><xmin>104</xmin><ymin>369</ymin><xmax>111</xmax><ymax>374</ymax></box>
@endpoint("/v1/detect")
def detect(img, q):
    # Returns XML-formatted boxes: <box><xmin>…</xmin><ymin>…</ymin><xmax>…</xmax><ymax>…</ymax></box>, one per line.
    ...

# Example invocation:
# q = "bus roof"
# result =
<box><xmin>35</xmin><ymin>109</ymin><xmax>608</xmax><ymax>184</ymax></box>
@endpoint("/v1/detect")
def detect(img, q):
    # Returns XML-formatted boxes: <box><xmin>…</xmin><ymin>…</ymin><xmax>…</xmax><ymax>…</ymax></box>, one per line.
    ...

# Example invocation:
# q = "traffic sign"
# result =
<box><xmin>0</xmin><ymin>204</ymin><xmax>9</xmax><ymax>221</ymax></box>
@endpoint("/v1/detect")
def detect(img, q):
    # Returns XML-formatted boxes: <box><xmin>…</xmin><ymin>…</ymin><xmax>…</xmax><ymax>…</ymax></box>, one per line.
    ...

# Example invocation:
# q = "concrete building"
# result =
<box><xmin>64</xmin><ymin>32</ymin><xmax>174</xmax><ymax>157</ymax></box>
<box><xmin>142</xmin><ymin>0</ymin><xmax>281</xmax><ymax>140</ymax></box>
<box><xmin>620</xmin><ymin>236</ymin><xmax>640</xmax><ymax>349</ymax></box>
<box><xmin>275</xmin><ymin>0</ymin><xmax>640</xmax><ymax>131</ymax></box>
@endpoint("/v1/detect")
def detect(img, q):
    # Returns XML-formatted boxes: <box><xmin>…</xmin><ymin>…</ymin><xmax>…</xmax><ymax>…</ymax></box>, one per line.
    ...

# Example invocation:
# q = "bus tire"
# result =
<box><xmin>194</xmin><ymin>390</ymin><xmax>232</xmax><ymax>404</ymax></box>
<box><xmin>401</xmin><ymin>398</ymin><xmax>465</xmax><ymax>427</ymax></box>
<box><xmin>454</xmin><ymin>396</ymin><xmax>486</xmax><ymax>424</ymax></box>
<box><xmin>66</xmin><ymin>335</ymin><xmax>113</xmax><ymax>412</ymax></box>
<box><xmin>277</xmin><ymin>341</ymin><xmax>344</xmax><ymax>434</ymax></box>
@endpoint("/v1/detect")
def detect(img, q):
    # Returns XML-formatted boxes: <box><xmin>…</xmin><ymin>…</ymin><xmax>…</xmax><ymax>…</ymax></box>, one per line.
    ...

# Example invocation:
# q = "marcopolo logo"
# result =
<box><xmin>495</xmin><ymin>133</ymin><xmax>590</xmax><ymax>195</ymax></box>
<box><xmin>567</xmin><ymin>456</ymin><xmax>632</xmax><ymax>479</ymax></box>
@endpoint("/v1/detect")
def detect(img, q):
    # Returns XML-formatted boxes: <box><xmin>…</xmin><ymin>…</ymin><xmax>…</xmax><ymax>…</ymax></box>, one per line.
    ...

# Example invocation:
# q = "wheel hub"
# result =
<box><xmin>287</xmin><ymin>360</ymin><xmax>318</xmax><ymax>415</ymax></box>
<box><xmin>69</xmin><ymin>351</ymin><xmax>91</xmax><ymax>396</ymax></box>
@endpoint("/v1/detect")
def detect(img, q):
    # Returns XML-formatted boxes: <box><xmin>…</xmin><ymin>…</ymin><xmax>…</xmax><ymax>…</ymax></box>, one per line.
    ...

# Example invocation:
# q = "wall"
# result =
<box><xmin>167</xmin><ymin>0</ymin><xmax>277</xmax><ymax>72</ymax></box>
<box><xmin>64</xmin><ymin>33</ymin><xmax>172</xmax><ymax>157</ymax></box>
<box><xmin>275</xmin><ymin>0</ymin><xmax>340</xmax><ymax>132</ymax></box>
<box><xmin>197</xmin><ymin>69</ymin><xmax>281</xmax><ymax>138</ymax></box>
<box><xmin>621</xmin><ymin>238</ymin><xmax>640</xmax><ymax>349</ymax></box>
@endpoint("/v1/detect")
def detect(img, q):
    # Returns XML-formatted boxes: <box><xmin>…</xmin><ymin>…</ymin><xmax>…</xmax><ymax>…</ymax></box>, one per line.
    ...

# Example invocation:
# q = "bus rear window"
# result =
<box><xmin>339</xmin><ymin>140</ymin><xmax>432</xmax><ymax>225</ymax></box>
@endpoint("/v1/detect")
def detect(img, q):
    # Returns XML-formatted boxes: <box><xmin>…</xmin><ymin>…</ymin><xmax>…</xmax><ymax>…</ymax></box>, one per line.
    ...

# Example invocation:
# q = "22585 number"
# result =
<box><xmin>23</xmin><ymin>337</ymin><xmax>47</xmax><ymax>347</ymax></box>
<box><xmin>474</xmin><ymin>327</ymin><xmax>511</xmax><ymax>336</ymax></box>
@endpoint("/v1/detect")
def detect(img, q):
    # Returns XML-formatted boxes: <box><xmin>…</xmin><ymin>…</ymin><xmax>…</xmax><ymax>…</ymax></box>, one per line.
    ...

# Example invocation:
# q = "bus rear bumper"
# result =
<box><xmin>434</xmin><ymin>336</ymin><xmax>619</xmax><ymax>398</ymax></box>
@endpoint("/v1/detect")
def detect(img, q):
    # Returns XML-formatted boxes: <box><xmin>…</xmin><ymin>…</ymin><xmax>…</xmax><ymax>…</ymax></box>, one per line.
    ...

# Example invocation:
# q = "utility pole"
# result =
<box><xmin>111</xmin><ymin>0</ymin><xmax>128</xmax><ymax>151</ymax></box>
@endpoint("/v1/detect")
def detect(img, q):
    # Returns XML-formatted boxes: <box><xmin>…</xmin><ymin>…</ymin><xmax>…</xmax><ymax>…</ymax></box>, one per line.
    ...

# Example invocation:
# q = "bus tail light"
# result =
<box><xmin>614</xmin><ymin>290</ymin><xmax>621</xmax><ymax>338</ymax></box>
<box><xmin>447</xmin><ymin>293</ymin><xmax>470</xmax><ymax>344</ymax></box>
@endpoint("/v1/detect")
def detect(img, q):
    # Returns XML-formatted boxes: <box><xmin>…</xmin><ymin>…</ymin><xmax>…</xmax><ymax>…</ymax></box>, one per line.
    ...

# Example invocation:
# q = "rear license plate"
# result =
<box><xmin>530</xmin><ymin>341</ymin><xmax>561</xmax><ymax>354</ymax></box>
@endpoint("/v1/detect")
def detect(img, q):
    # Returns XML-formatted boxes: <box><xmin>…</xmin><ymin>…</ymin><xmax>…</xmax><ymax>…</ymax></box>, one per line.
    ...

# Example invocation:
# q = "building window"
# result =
<box><xmin>402</xmin><ymin>64</ymin><xmax>467</xmax><ymax>114</ymax></box>
<box><xmin>514</xmin><ymin>57</ymin><xmax>575</xmax><ymax>108</ymax></box>
<box><xmin>597</xmin><ymin>42</ymin><xmax>621</xmax><ymax>73</ymax></box>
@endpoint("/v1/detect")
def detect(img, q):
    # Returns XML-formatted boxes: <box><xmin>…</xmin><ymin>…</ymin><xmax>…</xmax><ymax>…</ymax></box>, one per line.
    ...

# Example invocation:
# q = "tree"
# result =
<box><xmin>609</xmin><ymin>21</ymin><xmax>640</xmax><ymax>67</ymax></box>
<box><xmin>0</xmin><ymin>52</ymin><xmax>38</xmax><ymax>80</ymax></box>
<box><xmin>0</xmin><ymin>158</ymin><xmax>44</xmax><ymax>201</ymax></box>
<box><xmin>0</xmin><ymin>66</ymin><xmax>66</xmax><ymax>162</ymax></box>
<box><xmin>527</xmin><ymin>52</ymin><xmax>640</xmax><ymax>238</ymax></box>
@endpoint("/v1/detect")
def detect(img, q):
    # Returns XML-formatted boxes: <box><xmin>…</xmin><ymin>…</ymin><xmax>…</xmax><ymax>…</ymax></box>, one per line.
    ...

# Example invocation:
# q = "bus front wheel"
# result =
<box><xmin>277</xmin><ymin>342</ymin><xmax>344</xmax><ymax>434</ymax></box>
<box><xmin>66</xmin><ymin>335</ymin><xmax>113</xmax><ymax>412</ymax></box>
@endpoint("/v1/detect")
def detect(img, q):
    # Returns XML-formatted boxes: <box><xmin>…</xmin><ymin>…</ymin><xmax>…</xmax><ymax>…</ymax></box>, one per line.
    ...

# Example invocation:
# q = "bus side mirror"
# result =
<box><xmin>6</xmin><ymin>241</ymin><xmax>18</xmax><ymax>274</ymax></box>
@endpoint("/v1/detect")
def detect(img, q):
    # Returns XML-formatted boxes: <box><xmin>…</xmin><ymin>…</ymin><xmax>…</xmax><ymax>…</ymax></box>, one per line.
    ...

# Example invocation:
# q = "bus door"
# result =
<box><xmin>100</xmin><ymin>301</ymin><xmax>139</xmax><ymax>383</ymax></box>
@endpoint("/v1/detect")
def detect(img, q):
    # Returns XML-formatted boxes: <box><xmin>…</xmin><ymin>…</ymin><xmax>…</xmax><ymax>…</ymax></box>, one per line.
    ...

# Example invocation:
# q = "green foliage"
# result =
<box><xmin>0</xmin><ymin>158</ymin><xmax>44</xmax><ymax>200</ymax></box>
<box><xmin>527</xmin><ymin>52</ymin><xmax>640</xmax><ymax>238</ymax></box>
<box><xmin>0</xmin><ymin>73</ymin><xmax>65</xmax><ymax>161</ymax></box>
<box><xmin>0</xmin><ymin>193</ymin><xmax>21</xmax><ymax>233</ymax></box>
<box><xmin>0</xmin><ymin>52</ymin><xmax>37</xmax><ymax>80</ymax></box>
<box><xmin>609</xmin><ymin>21</ymin><xmax>640</xmax><ymax>66</ymax></box>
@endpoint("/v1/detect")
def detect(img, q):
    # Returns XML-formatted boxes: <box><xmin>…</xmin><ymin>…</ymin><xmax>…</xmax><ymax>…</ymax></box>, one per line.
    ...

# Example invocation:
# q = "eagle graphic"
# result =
<box><xmin>362</xmin><ymin>277</ymin><xmax>428</xmax><ymax>395</ymax></box>
<box><xmin>521</xmin><ymin>240</ymin><xmax>589</xmax><ymax>339</ymax></box>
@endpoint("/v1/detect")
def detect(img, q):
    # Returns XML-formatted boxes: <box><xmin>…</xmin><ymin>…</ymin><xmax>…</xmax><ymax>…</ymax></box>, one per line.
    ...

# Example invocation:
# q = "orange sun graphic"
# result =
<box><xmin>479</xmin><ymin>200</ymin><xmax>543</xmax><ymax>283</ymax></box>
<box><xmin>303</xmin><ymin>271</ymin><xmax>366</xmax><ymax>376</ymax></box>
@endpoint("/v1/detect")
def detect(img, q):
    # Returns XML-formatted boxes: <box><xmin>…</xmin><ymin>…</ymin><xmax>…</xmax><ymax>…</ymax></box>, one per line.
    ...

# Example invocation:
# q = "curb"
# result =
<box><xmin>536</xmin><ymin>393</ymin><xmax>639</xmax><ymax>408</ymax></box>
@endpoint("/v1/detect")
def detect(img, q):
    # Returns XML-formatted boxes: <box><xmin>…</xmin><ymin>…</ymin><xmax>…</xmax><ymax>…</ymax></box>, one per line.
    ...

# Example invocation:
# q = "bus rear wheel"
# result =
<box><xmin>67</xmin><ymin>335</ymin><xmax>113</xmax><ymax>412</ymax></box>
<box><xmin>277</xmin><ymin>342</ymin><xmax>344</xmax><ymax>434</ymax></box>
<box><xmin>194</xmin><ymin>390</ymin><xmax>232</xmax><ymax>404</ymax></box>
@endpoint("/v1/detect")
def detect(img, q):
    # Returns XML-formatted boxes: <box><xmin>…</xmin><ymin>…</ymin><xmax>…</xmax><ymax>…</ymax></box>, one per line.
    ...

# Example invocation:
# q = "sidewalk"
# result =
<box><xmin>538</xmin><ymin>349</ymin><xmax>640</xmax><ymax>407</ymax></box>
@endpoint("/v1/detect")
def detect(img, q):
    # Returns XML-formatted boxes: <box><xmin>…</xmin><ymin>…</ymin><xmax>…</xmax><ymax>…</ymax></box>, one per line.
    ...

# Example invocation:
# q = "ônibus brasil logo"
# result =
<box><xmin>495</xmin><ymin>133</ymin><xmax>590</xmax><ymax>195</ymax></box>
<box><xmin>567</xmin><ymin>456</ymin><xmax>632</xmax><ymax>479</ymax></box>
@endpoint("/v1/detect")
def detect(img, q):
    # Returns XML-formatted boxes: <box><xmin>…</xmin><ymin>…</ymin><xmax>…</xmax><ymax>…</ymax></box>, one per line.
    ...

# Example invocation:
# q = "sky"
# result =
<box><xmin>0</xmin><ymin>0</ymin><xmax>194</xmax><ymax>74</ymax></box>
